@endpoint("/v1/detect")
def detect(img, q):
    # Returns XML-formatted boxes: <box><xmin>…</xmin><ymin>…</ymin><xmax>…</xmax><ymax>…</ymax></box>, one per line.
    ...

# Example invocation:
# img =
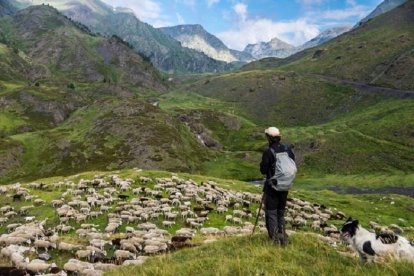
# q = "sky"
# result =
<box><xmin>102</xmin><ymin>0</ymin><xmax>383</xmax><ymax>50</ymax></box>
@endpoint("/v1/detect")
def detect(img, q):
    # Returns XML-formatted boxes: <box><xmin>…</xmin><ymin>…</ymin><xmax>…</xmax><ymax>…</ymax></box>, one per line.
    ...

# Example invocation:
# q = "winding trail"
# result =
<box><xmin>310</xmin><ymin>74</ymin><xmax>414</xmax><ymax>98</ymax></box>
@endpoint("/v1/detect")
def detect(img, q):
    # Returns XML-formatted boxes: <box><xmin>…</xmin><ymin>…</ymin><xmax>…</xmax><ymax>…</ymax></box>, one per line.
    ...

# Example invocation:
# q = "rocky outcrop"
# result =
<box><xmin>298</xmin><ymin>26</ymin><xmax>351</xmax><ymax>51</ymax></box>
<box><xmin>0</xmin><ymin>0</ymin><xmax>17</xmax><ymax>16</ymax></box>
<box><xmin>244</xmin><ymin>37</ymin><xmax>295</xmax><ymax>59</ymax></box>
<box><xmin>16</xmin><ymin>0</ymin><xmax>233</xmax><ymax>73</ymax></box>
<box><xmin>356</xmin><ymin>0</ymin><xmax>407</xmax><ymax>26</ymax></box>
<box><xmin>159</xmin><ymin>24</ymin><xmax>252</xmax><ymax>63</ymax></box>
<box><xmin>178</xmin><ymin>111</ymin><xmax>222</xmax><ymax>150</ymax></box>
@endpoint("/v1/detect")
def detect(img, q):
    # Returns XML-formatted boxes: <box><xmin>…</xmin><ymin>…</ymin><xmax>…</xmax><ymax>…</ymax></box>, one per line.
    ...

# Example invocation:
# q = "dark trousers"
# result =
<box><xmin>264</xmin><ymin>189</ymin><xmax>288</xmax><ymax>241</ymax></box>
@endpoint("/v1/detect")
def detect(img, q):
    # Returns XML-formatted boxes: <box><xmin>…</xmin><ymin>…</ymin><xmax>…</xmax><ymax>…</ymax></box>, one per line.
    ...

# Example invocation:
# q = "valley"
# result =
<box><xmin>0</xmin><ymin>0</ymin><xmax>413</xmax><ymax>274</ymax></box>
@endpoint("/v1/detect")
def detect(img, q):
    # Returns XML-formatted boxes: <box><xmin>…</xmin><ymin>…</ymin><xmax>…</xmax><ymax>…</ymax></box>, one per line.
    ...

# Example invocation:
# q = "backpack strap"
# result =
<box><xmin>269</xmin><ymin>144</ymin><xmax>288</xmax><ymax>156</ymax></box>
<box><xmin>269</xmin><ymin>147</ymin><xmax>276</xmax><ymax>157</ymax></box>
<box><xmin>269</xmin><ymin>144</ymin><xmax>288</xmax><ymax>168</ymax></box>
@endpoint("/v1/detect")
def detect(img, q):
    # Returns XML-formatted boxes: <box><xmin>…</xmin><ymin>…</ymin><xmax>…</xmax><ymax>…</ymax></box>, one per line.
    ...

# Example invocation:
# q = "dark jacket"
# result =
<box><xmin>260</xmin><ymin>142</ymin><xmax>295</xmax><ymax>193</ymax></box>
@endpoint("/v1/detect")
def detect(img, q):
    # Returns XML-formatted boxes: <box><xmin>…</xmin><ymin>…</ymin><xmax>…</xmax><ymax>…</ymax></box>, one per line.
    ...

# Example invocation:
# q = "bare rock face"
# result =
<box><xmin>18</xmin><ymin>92</ymin><xmax>78</xmax><ymax>124</ymax></box>
<box><xmin>357</xmin><ymin>0</ymin><xmax>407</xmax><ymax>26</ymax></box>
<box><xmin>17</xmin><ymin>0</ymin><xmax>233</xmax><ymax>73</ymax></box>
<box><xmin>244</xmin><ymin>37</ymin><xmax>295</xmax><ymax>59</ymax></box>
<box><xmin>159</xmin><ymin>24</ymin><xmax>253</xmax><ymax>63</ymax></box>
<box><xmin>0</xmin><ymin>0</ymin><xmax>17</xmax><ymax>16</ymax></box>
<box><xmin>0</xmin><ymin>139</ymin><xmax>23</xmax><ymax>178</ymax></box>
<box><xmin>178</xmin><ymin>112</ymin><xmax>222</xmax><ymax>150</ymax></box>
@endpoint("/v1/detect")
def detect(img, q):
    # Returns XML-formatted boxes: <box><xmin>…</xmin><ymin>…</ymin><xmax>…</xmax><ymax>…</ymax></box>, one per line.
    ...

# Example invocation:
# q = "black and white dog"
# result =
<box><xmin>340</xmin><ymin>217</ymin><xmax>414</xmax><ymax>263</ymax></box>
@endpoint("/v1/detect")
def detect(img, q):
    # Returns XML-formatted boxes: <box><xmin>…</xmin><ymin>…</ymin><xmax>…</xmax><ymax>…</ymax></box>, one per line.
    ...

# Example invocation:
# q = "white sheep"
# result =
<box><xmin>26</xmin><ymin>259</ymin><xmax>51</xmax><ymax>274</ymax></box>
<box><xmin>114</xmin><ymin>250</ymin><xmax>136</xmax><ymax>261</ymax></box>
<box><xmin>120</xmin><ymin>242</ymin><xmax>138</xmax><ymax>253</ymax></box>
<box><xmin>76</xmin><ymin>249</ymin><xmax>92</xmax><ymax>260</ymax></box>
<box><xmin>63</xmin><ymin>259</ymin><xmax>94</xmax><ymax>274</ymax></box>
<box><xmin>58</xmin><ymin>242</ymin><xmax>82</xmax><ymax>252</ymax></box>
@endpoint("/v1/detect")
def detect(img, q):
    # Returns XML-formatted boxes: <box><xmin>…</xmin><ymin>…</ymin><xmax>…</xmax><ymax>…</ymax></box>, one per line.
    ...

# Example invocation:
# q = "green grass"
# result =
<box><xmin>0</xmin><ymin>169</ymin><xmax>412</xmax><ymax>274</ymax></box>
<box><xmin>0</xmin><ymin>43</ymin><xmax>8</xmax><ymax>55</ymax></box>
<box><xmin>6</xmin><ymin>169</ymin><xmax>412</xmax><ymax>227</ymax></box>
<box><xmin>294</xmin><ymin>190</ymin><xmax>414</xmax><ymax>228</ymax></box>
<box><xmin>274</xmin><ymin>3</ymin><xmax>414</xmax><ymax>90</ymax></box>
<box><xmin>199</xmin><ymin>151</ymin><xmax>260</xmax><ymax>181</ymax></box>
<box><xmin>110</xmin><ymin>233</ymin><xmax>414</xmax><ymax>276</ymax></box>
<box><xmin>0</xmin><ymin>112</ymin><xmax>26</xmax><ymax>133</ymax></box>
<box><xmin>296</xmin><ymin>173</ymin><xmax>414</xmax><ymax>190</ymax></box>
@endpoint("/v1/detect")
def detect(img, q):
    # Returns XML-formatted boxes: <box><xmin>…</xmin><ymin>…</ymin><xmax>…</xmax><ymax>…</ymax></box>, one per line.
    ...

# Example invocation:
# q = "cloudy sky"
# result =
<box><xmin>102</xmin><ymin>0</ymin><xmax>383</xmax><ymax>50</ymax></box>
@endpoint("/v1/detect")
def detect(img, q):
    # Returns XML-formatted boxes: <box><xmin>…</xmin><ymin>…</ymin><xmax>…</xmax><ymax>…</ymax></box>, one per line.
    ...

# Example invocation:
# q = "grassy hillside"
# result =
<box><xmin>0</xmin><ymin>5</ymin><xmax>210</xmax><ymax>183</ymax></box>
<box><xmin>162</xmin><ymin>73</ymin><xmax>413</xmax><ymax>180</ymax></box>
<box><xmin>186</xmin><ymin>69</ymin><xmax>386</xmax><ymax>125</ymax></box>
<box><xmin>0</xmin><ymin>97</ymin><xmax>210</xmax><ymax>184</ymax></box>
<box><xmin>0</xmin><ymin>169</ymin><xmax>412</xmax><ymax>275</ymax></box>
<box><xmin>0</xmin><ymin>5</ymin><xmax>165</xmax><ymax>89</ymax></box>
<box><xmin>15</xmin><ymin>0</ymin><xmax>235</xmax><ymax>74</ymax></box>
<box><xmin>0</xmin><ymin>2</ymin><xmax>413</xmax><ymax>194</ymax></box>
<box><xmin>157</xmin><ymin>2</ymin><xmax>414</xmax><ymax>181</ymax></box>
<box><xmin>246</xmin><ymin>1</ymin><xmax>414</xmax><ymax>90</ymax></box>
<box><xmin>112</xmin><ymin>234</ymin><xmax>414</xmax><ymax>276</ymax></box>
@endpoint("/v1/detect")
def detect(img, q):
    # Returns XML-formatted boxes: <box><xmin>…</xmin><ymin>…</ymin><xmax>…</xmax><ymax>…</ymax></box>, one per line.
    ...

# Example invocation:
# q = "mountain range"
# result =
<box><xmin>357</xmin><ymin>0</ymin><xmax>407</xmax><ymax>26</ymax></box>
<box><xmin>11</xmin><ymin>0</ymin><xmax>405</xmax><ymax>69</ymax></box>
<box><xmin>14</xmin><ymin>0</ymin><xmax>233</xmax><ymax>73</ymax></box>
<box><xmin>243</xmin><ymin>37</ymin><xmax>295</xmax><ymax>59</ymax></box>
<box><xmin>0</xmin><ymin>2</ymin><xmax>208</xmax><ymax>182</ymax></box>
<box><xmin>0</xmin><ymin>1</ymin><xmax>413</xmax><ymax>274</ymax></box>
<box><xmin>159</xmin><ymin>24</ymin><xmax>253</xmax><ymax>63</ymax></box>
<box><xmin>0</xmin><ymin>0</ymin><xmax>413</xmax><ymax>183</ymax></box>
<box><xmin>297</xmin><ymin>26</ymin><xmax>352</xmax><ymax>51</ymax></box>
<box><xmin>161</xmin><ymin>23</ymin><xmax>354</xmax><ymax>61</ymax></box>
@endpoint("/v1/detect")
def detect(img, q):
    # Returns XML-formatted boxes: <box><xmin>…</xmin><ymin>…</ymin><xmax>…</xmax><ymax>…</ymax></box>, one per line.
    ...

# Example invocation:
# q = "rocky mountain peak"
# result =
<box><xmin>298</xmin><ymin>25</ymin><xmax>351</xmax><ymax>51</ymax></box>
<box><xmin>243</xmin><ymin>37</ymin><xmax>295</xmax><ymax>59</ymax></box>
<box><xmin>159</xmin><ymin>24</ymin><xmax>252</xmax><ymax>63</ymax></box>
<box><xmin>357</xmin><ymin>0</ymin><xmax>407</xmax><ymax>25</ymax></box>
<box><xmin>269</xmin><ymin>37</ymin><xmax>295</xmax><ymax>49</ymax></box>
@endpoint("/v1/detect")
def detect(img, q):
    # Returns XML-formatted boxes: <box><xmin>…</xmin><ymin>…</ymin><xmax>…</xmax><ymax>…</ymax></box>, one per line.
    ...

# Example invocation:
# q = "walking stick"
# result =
<box><xmin>251</xmin><ymin>192</ymin><xmax>265</xmax><ymax>236</ymax></box>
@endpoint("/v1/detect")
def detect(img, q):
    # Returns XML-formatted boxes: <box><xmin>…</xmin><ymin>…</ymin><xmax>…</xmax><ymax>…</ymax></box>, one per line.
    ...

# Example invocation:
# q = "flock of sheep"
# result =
<box><xmin>0</xmin><ymin>173</ymin><xmax>407</xmax><ymax>275</ymax></box>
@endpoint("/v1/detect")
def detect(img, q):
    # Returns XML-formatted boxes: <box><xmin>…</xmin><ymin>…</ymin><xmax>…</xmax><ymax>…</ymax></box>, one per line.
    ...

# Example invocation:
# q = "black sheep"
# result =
<box><xmin>13</xmin><ymin>194</ymin><xmax>22</xmax><ymax>201</ymax></box>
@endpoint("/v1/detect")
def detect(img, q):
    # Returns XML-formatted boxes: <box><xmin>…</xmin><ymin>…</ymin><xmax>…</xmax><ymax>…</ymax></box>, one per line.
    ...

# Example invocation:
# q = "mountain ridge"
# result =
<box><xmin>159</xmin><ymin>24</ymin><xmax>252</xmax><ymax>63</ymax></box>
<box><xmin>0</xmin><ymin>4</ymin><xmax>210</xmax><ymax>183</ymax></box>
<box><xmin>357</xmin><ymin>0</ymin><xmax>407</xmax><ymax>26</ymax></box>
<box><xmin>243</xmin><ymin>37</ymin><xmax>295</xmax><ymax>59</ymax></box>
<box><xmin>14</xmin><ymin>0</ymin><xmax>234</xmax><ymax>73</ymax></box>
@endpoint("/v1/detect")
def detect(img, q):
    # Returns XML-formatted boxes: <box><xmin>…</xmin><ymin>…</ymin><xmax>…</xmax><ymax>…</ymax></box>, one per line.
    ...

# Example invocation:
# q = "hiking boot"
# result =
<box><xmin>277</xmin><ymin>232</ymin><xmax>289</xmax><ymax>246</ymax></box>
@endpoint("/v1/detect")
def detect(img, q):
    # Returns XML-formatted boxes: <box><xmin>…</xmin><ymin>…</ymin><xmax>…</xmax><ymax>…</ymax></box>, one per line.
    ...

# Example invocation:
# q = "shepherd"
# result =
<box><xmin>260</xmin><ymin>127</ymin><xmax>296</xmax><ymax>246</ymax></box>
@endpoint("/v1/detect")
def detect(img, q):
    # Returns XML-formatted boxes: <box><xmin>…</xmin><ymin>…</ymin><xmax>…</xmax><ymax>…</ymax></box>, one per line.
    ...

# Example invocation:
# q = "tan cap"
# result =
<box><xmin>265</xmin><ymin>127</ymin><xmax>281</xmax><ymax>137</ymax></box>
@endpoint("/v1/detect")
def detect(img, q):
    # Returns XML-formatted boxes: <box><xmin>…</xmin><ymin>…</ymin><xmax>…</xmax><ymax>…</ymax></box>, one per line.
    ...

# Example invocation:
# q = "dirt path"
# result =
<box><xmin>310</xmin><ymin>74</ymin><xmax>414</xmax><ymax>98</ymax></box>
<box><xmin>248</xmin><ymin>180</ymin><xmax>414</xmax><ymax>197</ymax></box>
<box><xmin>370</xmin><ymin>48</ymin><xmax>414</xmax><ymax>85</ymax></box>
<box><xmin>329</xmin><ymin>186</ymin><xmax>414</xmax><ymax>198</ymax></box>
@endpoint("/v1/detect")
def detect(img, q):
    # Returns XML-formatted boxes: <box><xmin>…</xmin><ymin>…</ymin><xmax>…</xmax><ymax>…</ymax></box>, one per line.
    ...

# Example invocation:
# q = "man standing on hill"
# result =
<box><xmin>260</xmin><ymin>127</ymin><xmax>295</xmax><ymax>246</ymax></box>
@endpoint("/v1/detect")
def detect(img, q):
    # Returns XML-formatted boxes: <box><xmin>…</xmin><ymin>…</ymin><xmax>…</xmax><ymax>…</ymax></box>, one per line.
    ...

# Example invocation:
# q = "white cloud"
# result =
<box><xmin>102</xmin><ymin>0</ymin><xmax>172</xmax><ymax>27</ymax></box>
<box><xmin>218</xmin><ymin>18</ymin><xmax>320</xmax><ymax>50</ymax></box>
<box><xmin>175</xmin><ymin>0</ymin><xmax>196</xmax><ymax>7</ymax></box>
<box><xmin>217</xmin><ymin>3</ymin><xmax>320</xmax><ymax>50</ymax></box>
<box><xmin>176</xmin><ymin>12</ymin><xmax>185</xmax><ymax>24</ymax></box>
<box><xmin>206</xmin><ymin>0</ymin><xmax>220</xmax><ymax>8</ymax></box>
<box><xmin>297</xmin><ymin>0</ymin><xmax>325</xmax><ymax>5</ymax></box>
<box><xmin>308</xmin><ymin>3</ymin><xmax>371</xmax><ymax>21</ymax></box>
<box><xmin>346</xmin><ymin>0</ymin><xmax>358</xmax><ymax>6</ymax></box>
<box><xmin>233</xmin><ymin>3</ymin><xmax>247</xmax><ymax>21</ymax></box>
